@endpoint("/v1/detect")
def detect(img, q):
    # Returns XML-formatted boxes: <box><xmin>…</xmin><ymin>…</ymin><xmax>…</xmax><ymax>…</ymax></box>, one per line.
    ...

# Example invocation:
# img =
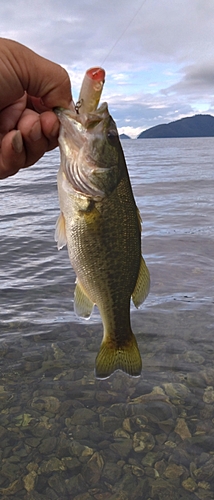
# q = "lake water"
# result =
<box><xmin>0</xmin><ymin>138</ymin><xmax>214</xmax><ymax>499</ymax></box>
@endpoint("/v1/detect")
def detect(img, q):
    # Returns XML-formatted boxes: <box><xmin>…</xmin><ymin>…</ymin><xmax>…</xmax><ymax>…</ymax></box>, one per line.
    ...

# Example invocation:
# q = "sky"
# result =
<box><xmin>1</xmin><ymin>0</ymin><xmax>214</xmax><ymax>137</ymax></box>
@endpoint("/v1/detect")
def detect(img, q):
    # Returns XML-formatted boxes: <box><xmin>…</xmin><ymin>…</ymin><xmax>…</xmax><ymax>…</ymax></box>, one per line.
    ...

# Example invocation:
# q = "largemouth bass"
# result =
<box><xmin>55</xmin><ymin>68</ymin><xmax>150</xmax><ymax>378</ymax></box>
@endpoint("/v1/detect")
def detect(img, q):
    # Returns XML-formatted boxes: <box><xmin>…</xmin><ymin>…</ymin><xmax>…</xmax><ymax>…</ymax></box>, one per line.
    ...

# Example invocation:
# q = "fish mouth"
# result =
<box><xmin>54</xmin><ymin>103</ymin><xmax>105</xmax><ymax>129</ymax></box>
<box><xmin>55</xmin><ymin>104</ymin><xmax>118</xmax><ymax>199</ymax></box>
<box><xmin>55</xmin><ymin>105</ymin><xmax>105</xmax><ymax>155</ymax></box>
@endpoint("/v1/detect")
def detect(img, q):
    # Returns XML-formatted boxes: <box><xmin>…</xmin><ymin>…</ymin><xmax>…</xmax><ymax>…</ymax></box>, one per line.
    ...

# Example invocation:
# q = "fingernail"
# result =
<box><xmin>12</xmin><ymin>131</ymin><xmax>23</xmax><ymax>153</ymax></box>
<box><xmin>30</xmin><ymin>121</ymin><xmax>42</xmax><ymax>142</ymax></box>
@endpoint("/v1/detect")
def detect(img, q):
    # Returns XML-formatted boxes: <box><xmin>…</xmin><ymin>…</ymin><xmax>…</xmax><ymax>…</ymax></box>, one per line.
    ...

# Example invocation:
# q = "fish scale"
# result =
<box><xmin>68</xmin><ymin>179</ymin><xmax>139</xmax><ymax>312</ymax></box>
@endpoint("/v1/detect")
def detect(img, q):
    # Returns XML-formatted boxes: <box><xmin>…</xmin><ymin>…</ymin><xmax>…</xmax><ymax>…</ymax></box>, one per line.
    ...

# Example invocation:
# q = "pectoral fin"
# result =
<box><xmin>132</xmin><ymin>256</ymin><xmax>150</xmax><ymax>308</ymax></box>
<box><xmin>55</xmin><ymin>212</ymin><xmax>67</xmax><ymax>250</ymax></box>
<box><xmin>74</xmin><ymin>280</ymin><xmax>94</xmax><ymax>318</ymax></box>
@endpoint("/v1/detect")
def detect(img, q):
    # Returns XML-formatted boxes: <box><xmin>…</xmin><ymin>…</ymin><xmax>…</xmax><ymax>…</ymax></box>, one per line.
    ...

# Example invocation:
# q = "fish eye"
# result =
<box><xmin>107</xmin><ymin>129</ymin><xmax>118</xmax><ymax>143</ymax></box>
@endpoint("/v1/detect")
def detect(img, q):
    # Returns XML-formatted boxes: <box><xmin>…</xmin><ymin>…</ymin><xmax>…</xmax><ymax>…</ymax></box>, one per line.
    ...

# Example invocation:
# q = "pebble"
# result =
<box><xmin>110</xmin><ymin>439</ymin><xmax>133</xmax><ymax>458</ymax></box>
<box><xmin>174</xmin><ymin>418</ymin><xmax>191</xmax><ymax>440</ymax></box>
<box><xmin>113</xmin><ymin>428</ymin><xmax>130</xmax><ymax>439</ymax></box>
<box><xmin>102</xmin><ymin>461</ymin><xmax>123</xmax><ymax>482</ymax></box>
<box><xmin>23</xmin><ymin>471</ymin><xmax>37</xmax><ymax>492</ymax></box>
<box><xmin>1</xmin><ymin>331</ymin><xmax>214</xmax><ymax>499</ymax></box>
<box><xmin>164</xmin><ymin>463</ymin><xmax>184</xmax><ymax>479</ymax></box>
<box><xmin>150</xmin><ymin>477</ymin><xmax>179</xmax><ymax>500</ymax></box>
<box><xmin>83</xmin><ymin>452</ymin><xmax>104</xmax><ymax>486</ymax></box>
<box><xmin>31</xmin><ymin>396</ymin><xmax>60</xmax><ymax>413</ymax></box>
<box><xmin>184</xmin><ymin>350</ymin><xmax>205</xmax><ymax>365</ymax></box>
<box><xmin>198</xmin><ymin>481</ymin><xmax>211</xmax><ymax>490</ymax></box>
<box><xmin>70</xmin><ymin>407</ymin><xmax>96</xmax><ymax>425</ymax></box>
<box><xmin>66</xmin><ymin>473</ymin><xmax>87</xmax><ymax>495</ymax></box>
<box><xmin>0</xmin><ymin>478</ymin><xmax>23</xmax><ymax>496</ymax></box>
<box><xmin>133</xmin><ymin>431</ymin><xmax>155</xmax><ymax>452</ymax></box>
<box><xmin>163</xmin><ymin>383</ymin><xmax>191</xmax><ymax>400</ymax></box>
<box><xmin>39</xmin><ymin>457</ymin><xmax>66</xmax><ymax>474</ymax></box>
<box><xmin>99</xmin><ymin>415</ymin><xmax>122</xmax><ymax>432</ymax></box>
<box><xmin>141</xmin><ymin>452</ymin><xmax>158</xmax><ymax>467</ymax></box>
<box><xmin>193</xmin><ymin>458</ymin><xmax>214</xmax><ymax>481</ymax></box>
<box><xmin>203</xmin><ymin>386</ymin><xmax>214</xmax><ymax>403</ymax></box>
<box><xmin>74</xmin><ymin>494</ymin><xmax>94</xmax><ymax>500</ymax></box>
<box><xmin>182</xmin><ymin>477</ymin><xmax>197</xmax><ymax>492</ymax></box>
<box><xmin>202</xmin><ymin>368</ymin><xmax>214</xmax><ymax>385</ymax></box>
<box><xmin>38</xmin><ymin>436</ymin><xmax>57</xmax><ymax>454</ymax></box>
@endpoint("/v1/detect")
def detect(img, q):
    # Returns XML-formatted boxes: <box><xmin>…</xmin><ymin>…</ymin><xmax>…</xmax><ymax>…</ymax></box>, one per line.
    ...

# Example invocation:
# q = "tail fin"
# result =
<box><xmin>95</xmin><ymin>335</ymin><xmax>142</xmax><ymax>379</ymax></box>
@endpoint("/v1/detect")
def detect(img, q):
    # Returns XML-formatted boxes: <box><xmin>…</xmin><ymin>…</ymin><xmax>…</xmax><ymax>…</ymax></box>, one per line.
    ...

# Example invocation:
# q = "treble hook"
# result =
<box><xmin>75</xmin><ymin>99</ymin><xmax>83</xmax><ymax>114</ymax></box>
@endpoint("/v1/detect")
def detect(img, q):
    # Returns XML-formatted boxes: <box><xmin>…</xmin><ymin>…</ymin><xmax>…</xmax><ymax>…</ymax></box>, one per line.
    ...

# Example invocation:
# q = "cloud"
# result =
<box><xmin>109</xmin><ymin>95</ymin><xmax>193</xmax><ymax>131</ymax></box>
<box><xmin>0</xmin><ymin>0</ymin><xmax>214</xmax><ymax>131</ymax></box>
<box><xmin>165</xmin><ymin>61</ymin><xmax>214</xmax><ymax>97</ymax></box>
<box><xmin>1</xmin><ymin>0</ymin><xmax>213</xmax><ymax>67</ymax></box>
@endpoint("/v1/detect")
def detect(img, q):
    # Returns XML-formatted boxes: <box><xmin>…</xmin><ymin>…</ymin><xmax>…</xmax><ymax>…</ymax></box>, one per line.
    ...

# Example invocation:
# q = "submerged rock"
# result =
<box><xmin>2</xmin><ymin>311</ymin><xmax>214</xmax><ymax>499</ymax></box>
<box><xmin>133</xmin><ymin>431</ymin><xmax>155</xmax><ymax>452</ymax></box>
<box><xmin>65</xmin><ymin>473</ymin><xmax>87</xmax><ymax>495</ymax></box>
<box><xmin>113</xmin><ymin>428</ymin><xmax>130</xmax><ymax>439</ymax></box>
<box><xmin>174</xmin><ymin>418</ymin><xmax>191</xmax><ymax>440</ymax></box>
<box><xmin>99</xmin><ymin>415</ymin><xmax>122</xmax><ymax>432</ymax></box>
<box><xmin>184</xmin><ymin>350</ymin><xmax>205</xmax><ymax>365</ymax></box>
<box><xmin>201</xmin><ymin>368</ymin><xmax>214</xmax><ymax>385</ymax></box>
<box><xmin>23</xmin><ymin>471</ymin><xmax>37</xmax><ymax>492</ymax></box>
<box><xmin>108</xmin><ymin>492</ymin><xmax>129</xmax><ymax>500</ymax></box>
<box><xmin>0</xmin><ymin>478</ymin><xmax>23</xmax><ymax>496</ymax></box>
<box><xmin>163</xmin><ymin>383</ymin><xmax>191</xmax><ymax>400</ymax></box>
<box><xmin>73</xmin><ymin>494</ymin><xmax>94</xmax><ymax>500</ymax></box>
<box><xmin>70</xmin><ymin>407</ymin><xmax>96</xmax><ymax>425</ymax></box>
<box><xmin>38</xmin><ymin>436</ymin><xmax>57</xmax><ymax>454</ymax></box>
<box><xmin>110</xmin><ymin>438</ymin><xmax>133</xmax><ymax>458</ymax></box>
<box><xmin>82</xmin><ymin>452</ymin><xmax>104</xmax><ymax>485</ymax></box>
<box><xmin>182</xmin><ymin>477</ymin><xmax>197</xmax><ymax>492</ymax></box>
<box><xmin>203</xmin><ymin>386</ymin><xmax>214</xmax><ymax>403</ymax></box>
<box><xmin>151</xmin><ymin>477</ymin><xmax>180</xmax><ymax>500</ymax></box>
<box><xmin>39</xmin><ymin>457</ymin><xmax>66</xmax><ymax>474</ymax></box>
<box><xmin>164</xmin><ymin>463</ymin><xmax>185</xmax><ymax>479</ymax></box>
<box><xmin>141</xmin><ymin>452</ymin><xmax>158</xmax><ymax>467</ymax></box>
<box><xmin>48</xmin><ymin>473</ymin><xmax>69</xmax><ymax>496</ymax></box>
<box><xmin>102</xmin><ymin>461</ymin><xmax>123</xmax><ymax>482</ymax></box>
<box><xmin>193</xmin><ymin>458</ymin><xmax>214</xmax><ymax>481</ymax></box>
<box><xmin>31</xmin><ymin>396</ymin><xmax>60</xmax><ymax>413</ymax></box>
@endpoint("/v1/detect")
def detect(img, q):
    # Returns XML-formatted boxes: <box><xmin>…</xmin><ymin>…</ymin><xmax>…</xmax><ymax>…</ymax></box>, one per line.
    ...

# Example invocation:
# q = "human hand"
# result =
<box><xmin>0</xmin><ymin>38</ymin><xmax>72</xmax><ymax>179</ymax></box>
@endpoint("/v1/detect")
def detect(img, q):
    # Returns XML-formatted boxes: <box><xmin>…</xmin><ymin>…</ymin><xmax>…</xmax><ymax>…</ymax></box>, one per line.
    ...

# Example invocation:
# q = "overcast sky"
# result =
<box><xmin>1</xmin><ymin>0</ymin><xmax>214</xmax><ymax>137</ymax></box>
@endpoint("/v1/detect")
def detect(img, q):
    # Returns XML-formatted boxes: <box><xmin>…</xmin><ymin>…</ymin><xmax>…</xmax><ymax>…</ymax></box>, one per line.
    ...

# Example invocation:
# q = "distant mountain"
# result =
<box><xmin>138</xmin><ymin>114</ymin><xmax>214</xmax><ymax>139</ymax></box>
<box><xmin>119</xmin><ymin>133</ymin><xmax>131</xmax><ymax>139</ymax></box>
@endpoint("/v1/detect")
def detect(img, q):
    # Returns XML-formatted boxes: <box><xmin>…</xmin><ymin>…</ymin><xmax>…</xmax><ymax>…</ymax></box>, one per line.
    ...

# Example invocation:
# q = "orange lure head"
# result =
<box><xmin>76</xmin><ymin>67</ymin><xmax>105</xmax><ymax>114</ymax></box>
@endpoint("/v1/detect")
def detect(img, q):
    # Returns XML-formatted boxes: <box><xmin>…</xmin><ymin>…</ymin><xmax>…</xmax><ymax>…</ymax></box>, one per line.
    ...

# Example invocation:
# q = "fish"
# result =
<box><xmin>55</xmin><ymin>67</ymin><xmax>150</xmax><ymax>379</ymax></box>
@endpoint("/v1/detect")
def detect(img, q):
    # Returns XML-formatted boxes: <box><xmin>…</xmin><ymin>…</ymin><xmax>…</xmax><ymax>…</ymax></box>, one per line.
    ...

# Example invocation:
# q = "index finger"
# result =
<box><xmin>0</xmin><ymin>38</ymin><xmax>72</xmax><ymax>110</ymax></box>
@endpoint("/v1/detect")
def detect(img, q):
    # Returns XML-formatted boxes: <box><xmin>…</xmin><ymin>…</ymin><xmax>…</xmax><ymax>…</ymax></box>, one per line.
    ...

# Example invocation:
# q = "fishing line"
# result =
<box><xmin>101</xmin><ymin>0</ymin><xmax>148</xmax><ymax>65</ymax></box>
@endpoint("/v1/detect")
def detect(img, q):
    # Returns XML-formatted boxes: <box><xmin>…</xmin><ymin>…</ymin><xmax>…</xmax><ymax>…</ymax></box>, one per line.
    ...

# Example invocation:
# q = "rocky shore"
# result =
<box><xmin>1</xmin><ymin>316</ymin><xmax>214</xmax><ymax>500</ymax></box>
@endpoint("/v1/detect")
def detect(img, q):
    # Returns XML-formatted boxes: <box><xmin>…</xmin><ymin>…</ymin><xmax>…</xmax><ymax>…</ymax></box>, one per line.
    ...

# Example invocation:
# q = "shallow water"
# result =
<box><xmin>0</xmin><ymin>138</ymin><xmax>214</xmax><ymax>499</ymax></box>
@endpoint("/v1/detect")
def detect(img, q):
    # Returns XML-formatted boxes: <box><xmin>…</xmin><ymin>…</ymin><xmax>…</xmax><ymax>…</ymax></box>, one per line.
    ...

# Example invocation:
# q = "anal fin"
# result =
<box><xmin>132</xmin><ymin>256</ymin><xmax>150</xmax><ymax>308</ymax></box>
<box><xmin>74</xmin><ymin>280</ymin><xmax>94</xmax><ymax>319</ymax></box>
